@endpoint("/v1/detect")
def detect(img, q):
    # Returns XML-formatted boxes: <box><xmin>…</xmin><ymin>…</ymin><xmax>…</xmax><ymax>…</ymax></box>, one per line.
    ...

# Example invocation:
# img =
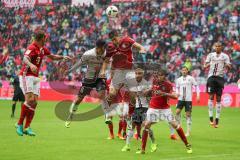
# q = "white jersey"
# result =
<box><xmin>205</xmin><ymin>52</ymin><xmax>230</xmax><ymax>78</ymax></box>
<box><xmin>126</xmin><ymin>72</ymin><xmax>150</xmax><ymax>108</ymax></box>
<box><xmin>175</xmin><ymin>75</ymin><xmax>199</xmax><ymax>101</ymax></box>
<box><xmin>70</xmin><ymin>48</ymin><xmax>106</xmax><ymax>81</ymax></box>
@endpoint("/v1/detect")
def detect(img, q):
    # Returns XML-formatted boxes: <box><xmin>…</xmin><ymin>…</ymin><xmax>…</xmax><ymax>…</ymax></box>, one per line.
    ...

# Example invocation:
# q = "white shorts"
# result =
<box><xmin>146</xmin><ymin>108</ymin><xmax>175</xmax><ymax>123</ymax></box>
<box><xmin>105</xmin><ymin>103</ymin><xmax>123</xmax><ymax>118</ymax></box>
<box><xmin>104</xmin><ymin>102</ymin><xmax>129</xmax><ymax>118</ymax></box>
<box><xmin>19</xmin><ymin>76</ymin><xmax>41</xmax><ymax>96</ymax></box>
<box><xmin>111</xmin><ymin>69</ymin><xmax>132</xmax><ymax>89</ymax></box>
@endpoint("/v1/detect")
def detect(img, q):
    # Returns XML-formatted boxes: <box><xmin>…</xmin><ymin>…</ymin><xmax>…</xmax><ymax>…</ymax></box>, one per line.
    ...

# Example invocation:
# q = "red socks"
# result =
<box><xmin>136</xmin><ymin>124</ymin><xmax>141</xmax><ymax>139</ymax></box>
<box><xmin>176</xmin><ymin>127</ymin><xmax>188</xmax><ymax>145</ymax></box>
<box><xmin>18</xmin><ymin>102</ymin><xmax>37</xmax><ymax>128</ymax></box>
<box><xmin>108</xmin><ymin>123</ymin><xmax>114</xmax><ymax>135</ymax></box>
<box><xmin>18</xmin><ymin>103</ymin><xmax>27</xmax><ymax>125</ymax></box>
<box><xmin>118</xmin><ymin>120</ymin><xmax>122</xmax><ymax>134</ymax></box>
<box><xmin>141</xmin><ymin>129</ymin><xmax>149</xmax><ymax>151</ymax></box>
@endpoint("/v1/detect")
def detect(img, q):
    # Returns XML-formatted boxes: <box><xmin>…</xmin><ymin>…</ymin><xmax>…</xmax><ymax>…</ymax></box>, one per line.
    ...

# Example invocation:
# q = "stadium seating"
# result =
<box><xmin>0</xmin><ymin>1</ymin><xmax>239</xmax><ymax>84</ymax></box>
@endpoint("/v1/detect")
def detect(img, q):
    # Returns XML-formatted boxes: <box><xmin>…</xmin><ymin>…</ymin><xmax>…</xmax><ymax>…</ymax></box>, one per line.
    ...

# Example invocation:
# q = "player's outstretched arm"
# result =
<box><xmin>133</xmin><ymin>42</ymin><xmax>146</xmax><ymax>53</ymax></box>
<box><xmin>203</xmin><ymin>62</ymin><xmax>210</xmax><ymax>69</ymax></box>
<box><xmin>165</xmin><ymin>92</ymin><xmax>178</xmax><ymax>99</ymax></box>
<box><xmin>47</xmin><ymin>55</ymin><xmax>71</xmax><ymax>61</ymax></box>
<box><xmin>67</xmin><ymin>59</ymin><xmax>83</xmax><ymax>74</ymax></box>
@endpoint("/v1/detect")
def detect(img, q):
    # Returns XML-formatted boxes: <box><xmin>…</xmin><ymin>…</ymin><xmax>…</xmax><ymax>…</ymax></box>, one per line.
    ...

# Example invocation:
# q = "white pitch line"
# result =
<box><xmin>160</xmin><ymin>153</ymin><xmax>239</xmax><ymax>160</ymax></box>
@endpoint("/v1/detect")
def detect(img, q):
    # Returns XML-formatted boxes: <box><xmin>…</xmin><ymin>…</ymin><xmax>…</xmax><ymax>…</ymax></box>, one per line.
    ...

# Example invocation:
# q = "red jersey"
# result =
<box><xmin>20</xmin><ymin>42</ymin><xmax>51</xmax><ymax>77</ymax></box>
<box><xmin>107</xmin><ymin>36</ymin><xmax>135</xmax><ymax>69</ymax></box>
<box><xmin>149</xmin><ymin>80</ymin><xmax>173</xmax><ymax>109</ymax></box>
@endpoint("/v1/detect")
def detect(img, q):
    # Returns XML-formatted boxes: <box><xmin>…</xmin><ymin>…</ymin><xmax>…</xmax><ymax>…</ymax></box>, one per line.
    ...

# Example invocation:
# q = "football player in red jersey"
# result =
<box><xmin>136</xmin><ymin>69</ymin><xmax>192</xmax><ymax>154</ymax></box>
<box><xmin>101</xmin><ymin>30</ymin><xmax>146</xmax><ymax>128</ymax></box>
<box><xmin>16</xmin><ymin>29</ymin><xmax>71</xmax><ymax>136</ymax></box>
<box><xmin>104</xmin><ymin>78</ymin><xmax>127</xmax><ymax>140</ymax></box>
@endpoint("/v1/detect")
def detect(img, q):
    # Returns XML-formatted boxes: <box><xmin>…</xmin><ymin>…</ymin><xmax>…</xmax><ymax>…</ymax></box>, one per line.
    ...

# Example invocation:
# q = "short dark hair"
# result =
<box><xmin>109</xmin><ymin>29</ymin><xmax>119</xmax><ymax>39</ymax></box>
<box><xmin>158</xmin><ymin>69</ymin><xmax>168</xmax><ymax>76</ymax></box>
<box><xmin>182</xmin><ymin>66</ymin><xmax>189</xmax><ymax>70</ymax></box>
<box><xmin>34</xmin><ymin>29</ymin><xmax>46</xmax><ymax>41</ymax></box>
<box><xmin>96</xmin><ymin>39</ymin><xmax>106</xmax><ymax>48</ymax></box>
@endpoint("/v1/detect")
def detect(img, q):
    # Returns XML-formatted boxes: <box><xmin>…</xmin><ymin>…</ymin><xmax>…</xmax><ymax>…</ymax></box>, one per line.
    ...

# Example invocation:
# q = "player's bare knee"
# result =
<box><xmin>144</xmin><ymin>122</ymin><xmax>151</xmax><ymax>129</ymax></box>
<box><xmin>170</xmin><ymin>121</ymin><xmax>178</xmax><ymax>129</ymax></box>
<box><xmin>209</xmin><ymin>94</ymin><xmax>214</xmax><ymax>100</ymax></box>
<box><xmin>186</xmin><ymin>112</ymin><xmax>191</xmax><ymax>117</ymax></box>
<box><xmin>176</xmin><ymin>109</ymin><xmax>181</xmax><ymax>115</ymax></box>
<box><xmin>98</xmin><ymin>92</ymin><xmax>105</xmax><ymax>100</ymax></box>
<box><xmin>75</xmin><ymin>97</ymin><xmax>84</xmax><ymax>105</ymax></box>
<box><xmin>216</xmin><ymin>95</ymin><xmax>221</xmax><ymax>102</ymax></box>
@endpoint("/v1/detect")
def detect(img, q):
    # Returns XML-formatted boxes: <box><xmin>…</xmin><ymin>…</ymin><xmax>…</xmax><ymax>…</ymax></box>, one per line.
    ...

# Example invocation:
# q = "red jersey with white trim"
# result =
<box><xmin>107</xmin><ymin>36</ymin><xmax>135</xmax><ymax>69</ymax></box>
<box><xmin>149</xmin><ymin>80</ymin><xmax>173</xmax><ymax>109</ymax></box>
<box><xmin>20</xmin><ymin>42</ymin><xmax>51</xmax><ymax>77</ymax></box>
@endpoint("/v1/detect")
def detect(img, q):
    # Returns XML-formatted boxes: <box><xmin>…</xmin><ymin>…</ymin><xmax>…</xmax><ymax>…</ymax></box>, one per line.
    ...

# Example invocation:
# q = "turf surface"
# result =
<box><xmin>0</xmin><ymin>100</ymin><xmax>240</xmax><ymax>160</ymax></box>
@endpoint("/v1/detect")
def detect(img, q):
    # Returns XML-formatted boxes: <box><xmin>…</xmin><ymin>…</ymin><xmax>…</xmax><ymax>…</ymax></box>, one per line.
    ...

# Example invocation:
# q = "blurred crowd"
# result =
<box><xmin>0</xmin><ymin>0</ymin><xmax>239</xmax><ymax>85</ymax></box>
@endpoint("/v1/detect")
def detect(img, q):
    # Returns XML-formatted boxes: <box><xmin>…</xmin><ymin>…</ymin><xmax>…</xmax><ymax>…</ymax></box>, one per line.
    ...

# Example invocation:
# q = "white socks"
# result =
<box><xmin>216</xmin><ymin>102</ymin><xmax>222</xmax><ymax>119</ymax></box>
<box><xmin>208</xmin><ymin>100</ymin><xmax>214</xmax><ymax>118</ymax></box>
<box><xmin>70</xmin><ymin>102</ymin><xmax>78</xmax><ymax>113</ymax></box>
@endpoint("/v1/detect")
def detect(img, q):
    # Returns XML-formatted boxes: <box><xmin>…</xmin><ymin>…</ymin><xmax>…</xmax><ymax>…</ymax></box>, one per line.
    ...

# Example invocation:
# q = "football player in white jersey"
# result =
<box><xmin>204</xmin><ymin>42</ymin><xmax>231</xmax><ymax>128</ymax></box>
<box><xmin>65</xmin><ymin>39</ymin><xmax>109</xmax><ymax>128</ymax></box>
<box><xmin>175</xmin><ymin>66</ymin><xmax>200</xmax><ymax>136</ymax></box>
<box><xmin>121</xmin><ymin>68</ymin><xmax>157</xmax><ymax>153</ymax></box>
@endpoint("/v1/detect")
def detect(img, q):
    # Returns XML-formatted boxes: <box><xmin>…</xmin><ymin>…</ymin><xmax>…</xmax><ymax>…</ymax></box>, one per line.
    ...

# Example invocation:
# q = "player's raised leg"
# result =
<box><xmin>65</xmin><ymin>93</ymin><xmax>85</xmax><ymax>128</ymax></box>
<box><xmin>169</xmin><ymin>120</ymin><xmax>192</xmax><ymax>154</ymax></box>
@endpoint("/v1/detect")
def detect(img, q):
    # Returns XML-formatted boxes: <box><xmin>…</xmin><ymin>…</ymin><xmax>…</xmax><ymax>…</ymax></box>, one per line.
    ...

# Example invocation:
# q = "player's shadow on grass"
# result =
<box><xmin>55</xmin><ymin>100</ymin><xmax>104</xmax><ymax>121</ymax></box>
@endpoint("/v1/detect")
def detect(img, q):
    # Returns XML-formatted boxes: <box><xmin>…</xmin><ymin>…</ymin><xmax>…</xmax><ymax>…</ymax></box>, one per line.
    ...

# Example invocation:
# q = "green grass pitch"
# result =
<box><xmin>0</xmin><ymin>100</ymin><xmax>240</xmax><ymax>160</ymax></box>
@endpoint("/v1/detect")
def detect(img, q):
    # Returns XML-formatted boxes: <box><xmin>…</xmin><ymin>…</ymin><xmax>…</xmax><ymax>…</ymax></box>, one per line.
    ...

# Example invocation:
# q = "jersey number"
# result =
<box><xmin>213</xmin><ymin>63</ymin><xmax>218</xmax><ymax>75</ymax></box>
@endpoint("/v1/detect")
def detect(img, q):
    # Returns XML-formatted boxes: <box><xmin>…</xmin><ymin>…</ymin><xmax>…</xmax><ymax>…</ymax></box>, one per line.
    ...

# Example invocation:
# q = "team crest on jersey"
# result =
<box><xmin>121</xmin><ymin>42</ymin><xmax>130</xmax><ymax>49</ymax></box>
<box><xmin>40</xmin><ymin>48</ymin><xmax>44</xmax><ymax>55</ymax></box>
<box><xmin>122</xmin><ymin>44</ymin><xmax>127</xmax><ymax>48</ymax></box>
<box><xmin>25</xmin><ymin>50</ymin><xmax>31</xmax><ymax>55</ymax></box>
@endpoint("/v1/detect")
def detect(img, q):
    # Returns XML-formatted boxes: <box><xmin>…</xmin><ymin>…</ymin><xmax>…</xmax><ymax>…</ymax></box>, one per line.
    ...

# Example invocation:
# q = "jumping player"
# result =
<box><xmin>104</xmin><ymin>78</ymin><xmax>127</xmax><ymax>140</ymax></box>
<box><xmin>16</xmin><ymin>29</ymin><xmax>71</xmax><ymax>136</ymax></box>
<box><xmin>65</xmin><ymin>39</ymin><xmax>108</xmax><ymax>128</ymax></box>
<box><xmin>101</xmin><ymin>29</ymin><xmax>146</xmax><ymax>111</ymax></box>
<box><xmin>204</xmin><ymin>42</ymin><xmax>231</xmax><ymax>128</ymax></box>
